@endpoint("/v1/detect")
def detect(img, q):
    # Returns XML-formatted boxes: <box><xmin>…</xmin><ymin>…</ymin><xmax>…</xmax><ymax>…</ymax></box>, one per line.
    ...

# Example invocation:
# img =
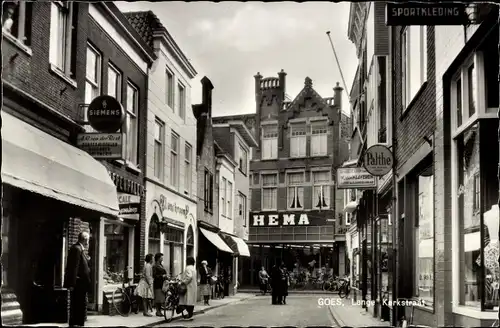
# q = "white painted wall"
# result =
<box><xmin>217</xmin><ymin>157</ymin><xmax>236</xmax><ymax>234</ymax></box>
<box><xmin>231</xmin><ymin>128</ymin><xmax>251</xmax><ymax>240</ymax></box>
<box><xmin>146</xmin><ymin>37</ymin><xmax>197</xmax><ymax>198</ymax></box>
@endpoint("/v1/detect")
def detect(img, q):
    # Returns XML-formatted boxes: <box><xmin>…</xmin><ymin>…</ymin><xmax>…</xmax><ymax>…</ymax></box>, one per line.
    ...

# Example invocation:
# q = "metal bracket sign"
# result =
<box><xmin>386</xmin><ymin>2</ymin><xmax>469</xmax><ymax>26</ymax></box>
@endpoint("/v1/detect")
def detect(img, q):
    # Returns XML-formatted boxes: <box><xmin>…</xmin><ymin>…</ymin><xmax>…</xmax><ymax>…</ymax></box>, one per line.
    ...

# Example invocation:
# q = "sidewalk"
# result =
<box><xmin>238</xmin><ymin>288</ymin><xmax>341</xmax><ymax>295</ymax></box>
<box><xmin>328</xmin><ymin>298</ymin><xmax>392</xmax><ymax>327</ymax></box>
<box><xmin>21</xmin><ymin>293</ymin><xmax>254</xmax><ymax>327</ymax></box>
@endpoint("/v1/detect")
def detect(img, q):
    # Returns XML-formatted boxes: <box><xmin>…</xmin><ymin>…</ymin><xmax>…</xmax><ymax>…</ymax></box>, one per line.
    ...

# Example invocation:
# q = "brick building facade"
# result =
<box><xmin>245</xmin><ymin>69</ymin><xmax>350</xmax><ymax>287</ymax></box>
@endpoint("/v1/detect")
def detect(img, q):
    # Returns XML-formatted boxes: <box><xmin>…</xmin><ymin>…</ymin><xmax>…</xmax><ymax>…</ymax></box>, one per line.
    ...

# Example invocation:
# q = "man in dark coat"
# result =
<box><xmin>64</xmin><ymin>232</ymin><xmax>91</xmax><ymax>327</ymax></box>
<box><xmin>270</xmin><ymin>264</ymin><xmax>282</xmax><ymax>305</ymax></box>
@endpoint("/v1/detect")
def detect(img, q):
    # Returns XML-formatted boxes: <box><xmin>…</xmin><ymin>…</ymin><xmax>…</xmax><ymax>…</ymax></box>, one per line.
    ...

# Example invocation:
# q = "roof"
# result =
<box><xmin>213</xmin><ymin>121</ymin><xmax>258</xmax><ymax>148</ymax></box>
<box><xmin>214</xmin><ymin>141</ymin><xmax>238</xmax><ymax>168</ymax></box>
<box><xmin>123</xmin><ymin>10</ymin><xmax>197</xmax><ymax>78</ymax></box>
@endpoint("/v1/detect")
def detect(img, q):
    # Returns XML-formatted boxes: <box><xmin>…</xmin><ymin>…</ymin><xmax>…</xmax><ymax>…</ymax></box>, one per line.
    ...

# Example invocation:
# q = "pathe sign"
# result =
<box><xmin>386</xmin><ymin>3</ymin><xmax>468</xmax><ymax>26</ymax></box>
<box><xmin>337</xmin><ymin>167</ymin><xmax>377</xmax><ymax>190</ymax></box>
<box><xmin>363</xmin><ymin>144</ymin><xmax>393</xmax><ymax>177</ymax></box>
<box><xmin>76</xmin><ymin>133</ymin><xmax>125</xmax><ymax>159</ymax></box>
<box><xmin>87</xmin><ymin>95</ymin><xmax>125</xmax><ymax>133</ymax></box>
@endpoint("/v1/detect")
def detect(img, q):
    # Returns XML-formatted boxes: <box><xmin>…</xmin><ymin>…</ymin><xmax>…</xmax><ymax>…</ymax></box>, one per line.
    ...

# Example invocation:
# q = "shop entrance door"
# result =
<box><xmin>87</xmin><ymin>220</ymin><xmax>100</xmax><ymax>312</ymax></box>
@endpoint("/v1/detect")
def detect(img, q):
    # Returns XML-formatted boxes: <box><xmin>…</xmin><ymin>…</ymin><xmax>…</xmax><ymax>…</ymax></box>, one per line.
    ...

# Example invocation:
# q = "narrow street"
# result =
<box><xmin>153</xmin><ymin>295</ymin><xmax>338</xmax><ymax>327</ymax></box>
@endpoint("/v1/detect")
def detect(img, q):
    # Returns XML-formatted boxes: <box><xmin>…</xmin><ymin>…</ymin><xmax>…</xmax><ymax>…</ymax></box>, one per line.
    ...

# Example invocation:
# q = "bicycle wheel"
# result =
<box><xmin>164</xmin><ymin>296</ymin><xmax>175</xmax><ymax>322</ymax></box>
<box><xmin>112</xmin><ymin>287</ymin><xmax>132</xmax><ymax>316</ymax></box>
<box><xmin>338</xmin><ymin>285</ymin><xmax>348</xmax><ymax>299</ymax></box>
<box><xmin>322</xmin><ymin>281</ymin><xmax>331</xmax><ymax>291</ymax></box>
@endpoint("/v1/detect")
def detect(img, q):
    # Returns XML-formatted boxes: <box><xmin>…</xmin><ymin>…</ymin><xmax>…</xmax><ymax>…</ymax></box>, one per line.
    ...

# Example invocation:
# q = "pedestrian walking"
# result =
<box><xmin>134</xmin><ymin>254</ymin><xmax>154</xmax><ymax>316</ymax></box>
<box><xmin>258</xmin><ymin>266</ymin><xmax>269</xmax><ymax>295</ymax></box>
<box><xmin>64</xmin><ymin>232</ymin><xmax>91</xmax><ymax>327</ymax></box>
<box><xmin>280</xmin><ymin>262</ymin><xmax>289</xmax><ymax>305</ymax></box>
<box><xmin>199</xmin><ymin>260</ymin><xmax>212</xmax><ymax>305</ymax></box>
<box><xmin>152</xmin><ymin>253</ymin><xmax>167</xmax><ymax>316</ymax></box>
<box><xmin>177</xmin><ymin>256</ymin><xmax>197</xmax><ymax>320</ymax></box>
<box><xmin>270</xmin><ymin>264</ymin><xmax>283</xmax><ymax>305</ymax></box>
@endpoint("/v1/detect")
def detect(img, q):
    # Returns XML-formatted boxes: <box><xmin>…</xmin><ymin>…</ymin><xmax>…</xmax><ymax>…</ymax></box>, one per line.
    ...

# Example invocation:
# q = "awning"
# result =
<box><xmin>229</xmin><ymin>235</ymin><xmax>251</xmax><ymax>257</ymax></box>
<box><xmin>418</xmin><ymin>239</ymin><xmax>433</xmax><ymax>258</ymax></box>
<box><xmin>199</xmin><ymin>228</ymin><xmax>233</xmax><ymax>254</ymax></box>
<box><xmin>464</xmin><ymin>231</ymin><xmax>481</xmax><ymax>252</ymax></box>
<box><xmin>1</xmin><ymin>112</ymin><xmax>119</xmax><ymax>216</ymax></box>
<box><xmin>344</xmin><ymin>201</ymin><xmax>358</xmax><ymax>213</ymax></box>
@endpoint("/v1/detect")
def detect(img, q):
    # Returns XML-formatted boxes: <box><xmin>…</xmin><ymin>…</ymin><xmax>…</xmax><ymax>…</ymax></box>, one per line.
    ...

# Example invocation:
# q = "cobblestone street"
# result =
<box><xmin>153</xmin><ymin>295</ymin><xmax>337</xmax><ymax>327</ymax></box>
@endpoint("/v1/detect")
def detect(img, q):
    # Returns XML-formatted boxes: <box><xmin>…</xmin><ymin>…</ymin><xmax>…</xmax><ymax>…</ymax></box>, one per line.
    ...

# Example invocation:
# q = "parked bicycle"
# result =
<box><xmin>111</xmin><ymin>267</ymin><xmax>142</xmax><ymax>316</ymax></box>
<box><xmin>338</xmin><ymin>276</ymin><xmax>351</xmax><ymax>298</ymax></box>
<box><xmin>322</xmin><ymin>276</ymin><xmax>340</xmax><ymax>292</ymax></box>
<box><xmin>213</xmin><ymin>275</ymin><xmax>225</xmax><ymax>299</ymax></box>
<box><xmin>163</xmin><ymin>275</ymin><xmax>188</xmax><ymax>322</ymax></box>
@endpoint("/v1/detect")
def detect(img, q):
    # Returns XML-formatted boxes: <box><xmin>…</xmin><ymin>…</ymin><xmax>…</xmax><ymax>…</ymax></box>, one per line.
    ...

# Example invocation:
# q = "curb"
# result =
<box><xmin>141</xmin><ymin>296</ymin><xmax>253</xmax><ymax>327</ymax></box>
<box><xmin>327</xmin><ymin>305</ymin><xmax>345</xmax><ymax>327</ymax></box>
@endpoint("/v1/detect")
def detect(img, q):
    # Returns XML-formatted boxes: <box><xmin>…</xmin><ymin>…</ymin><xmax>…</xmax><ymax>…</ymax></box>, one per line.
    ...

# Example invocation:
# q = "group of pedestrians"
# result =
<box><xmin>135</xmin><ymin>254</ymin><xmax>196</xmax><ymax>320</ymax></box>
<box><xmin>258</xmin><ymin>262</ymin><xmax>289</xmax><ymax>305</ymax></box>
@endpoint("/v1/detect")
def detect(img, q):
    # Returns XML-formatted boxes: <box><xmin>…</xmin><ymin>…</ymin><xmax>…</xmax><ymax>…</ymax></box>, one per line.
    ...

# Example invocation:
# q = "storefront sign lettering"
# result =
<box><xmin>337</xmin><ymin>167</ymin><xmax>377</xmax><ymax>189</ymax></box>
<box><xmin>117</xmin><ymin>192</ymin><xmax>140</xmax><ymax>220</ymax></box>
<box><xmin>159</xmin><ymin>194</ymin><xmax>190</xmax><ymax>218</ymax></box>
<box><xmin>251</xmin><ymin>213</ymin><xmax>310</xmax><ymax>226</ymax></box>
<box><xmin>363</xmin><ymin>145</ymin><xmax>393</xmax><ymax>177</ymax></box>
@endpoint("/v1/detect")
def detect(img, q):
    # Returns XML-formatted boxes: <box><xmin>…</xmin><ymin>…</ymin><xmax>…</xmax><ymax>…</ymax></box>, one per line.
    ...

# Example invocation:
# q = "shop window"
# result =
<box><xmin>455</xmin><ymin>119</ymin><xmax>499</xmax><ymax>310</ymax></box>
<box><xmin>148</xmin><ymin>215</ymin><xmax>161</xmax><ymax>256</ymax></box>
<box><xmin>413</xmin><ymin>166</ymin><xmax>434</xmax><ymax>308</ymax></box>
<box><xmin>104</xmin><ymin>223</ymin><xmax>129</xmax><ymax>285</ymax></box>
<box><xmin>163</xmin><ymin>227</ymin><xmax>184</xmax><ymax>277</ymax></box>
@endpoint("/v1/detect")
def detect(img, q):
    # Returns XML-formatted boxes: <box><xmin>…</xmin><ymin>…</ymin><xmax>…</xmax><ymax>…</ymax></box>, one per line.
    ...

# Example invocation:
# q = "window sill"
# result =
<box><xmin>49</xmin><ymin>64</ymin><xmax>77</xmax><ymax>89</ymax></box>
<box><xmin>452</xmin><ymin>305</ymin><xmax>498</xmax><ymax>320</ymax></box>
<box><xmin>260</xmin><ymin>158</ymin><xmax>278</xmax><ymax>161</ymax></box>
<box><xmin>289</xmin><ymin>156</ymin><xmax>308</xmax><ymax>160</ymax></box>
<box><xmin>2</xmin><ymin>30</ymin><xmax>32</xmax><ymax>56</ymax></box>
<box><xmin>260</xmin><ymin>209</ymin><xmax>277</xmax><ymax>212</ymax></box>
<box><xmin>400</xmin><ymin>81</ymin><xmax>428</xmax><ymax>120</ymax></box>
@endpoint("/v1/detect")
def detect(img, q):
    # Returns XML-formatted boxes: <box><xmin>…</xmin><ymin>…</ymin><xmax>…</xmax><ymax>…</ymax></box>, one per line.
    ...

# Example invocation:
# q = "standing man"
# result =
<box><xmin>64</xmin><ymin>232</ymin><xmax>91</xmax><ymax>327</ymax></box>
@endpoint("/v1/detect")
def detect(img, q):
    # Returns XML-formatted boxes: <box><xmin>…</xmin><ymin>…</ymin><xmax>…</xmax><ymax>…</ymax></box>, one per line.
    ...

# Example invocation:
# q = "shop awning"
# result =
<box><xmin>344</xmin><ymin>201</ymin><xmax>358</xmax><ymax>213</ymax></box>
<box><xmin>1</xmin><ymin>112</ymin><xmax>119</xmax><ymax>216</ymax></box>
<box><xmin>229</xmin><ymin>235</ymin><xmax>251</xmax><ymax>257</ymax></box>
<box><xmin>199</xmin><ymin>228</ymin><xmax>233</xmax><ymax>254</ymax></box>
<box><xmin>464</xmin><ymin>231</ymin><xmax>481</xmax><ymax>252</ymax></box>
<box><xmin>418</xmin><ymin>239</ymin><xmax>433</xmax><ymax>258</ymax></box>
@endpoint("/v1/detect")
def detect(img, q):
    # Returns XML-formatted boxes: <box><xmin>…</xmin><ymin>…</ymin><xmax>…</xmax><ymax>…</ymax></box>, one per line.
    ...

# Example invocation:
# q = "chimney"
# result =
<box><xmin>278</xmin><ymin>69</ymin><xmax>286</xmax><ymax>97</ymax></box>
<box><xmin>333</xmin><ymin>82</ymin><xmax>343</xmax><ymax>109</ymax></box>
<box><xmin>254</xmin><ymin>72</ymin><xmax>263</xmax><ymax>98</ymax></box>
<box><xmin>200</xmin><ymin>76</ymin><xmax>214</xmax><ymax>117</ymax></box>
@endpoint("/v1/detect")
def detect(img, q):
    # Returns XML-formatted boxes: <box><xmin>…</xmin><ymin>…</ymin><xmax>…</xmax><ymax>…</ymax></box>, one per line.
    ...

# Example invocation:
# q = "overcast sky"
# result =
<box><xmin>116</xmin><ymin>1</ymin><xmax>357</xmax><ymax>117</ymax></box>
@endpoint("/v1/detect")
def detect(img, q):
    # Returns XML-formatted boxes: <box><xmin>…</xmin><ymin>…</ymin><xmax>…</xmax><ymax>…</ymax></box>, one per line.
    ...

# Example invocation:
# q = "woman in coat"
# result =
<box><xmin>199</xmin><ymin>260</ymin><xmax>211</xmax><ymax>305</ymax></box>
<box><xmin>134</xmin><ymin>254</ymin><xmax>154</xmax><ymax>316</ymax></box>
<box><xmin>152</xmin><ymin>253</ymin><xmax>168</xmax><ymax>316</ymax></box>
<box><xmin>280</xmin><ymin>262</ymin><xmax>289</xmax><ymax>305</ymax></box>
<box><xmin>178</xmin><ymin>256</ymin><xmax>197</xmax><ymax>320</ymax></box>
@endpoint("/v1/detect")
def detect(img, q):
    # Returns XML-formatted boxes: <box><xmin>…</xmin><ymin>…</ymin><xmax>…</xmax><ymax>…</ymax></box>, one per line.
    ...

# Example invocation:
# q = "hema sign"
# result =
<box><xmin>386</xmin><ymin>3</ymin><xmax>468</xmax><ymax>26</ymax></box>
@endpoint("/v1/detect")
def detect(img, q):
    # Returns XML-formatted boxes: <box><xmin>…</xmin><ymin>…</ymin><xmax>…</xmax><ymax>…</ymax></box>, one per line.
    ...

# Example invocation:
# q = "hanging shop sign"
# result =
<box><xmin>363</xmin><ymin>144</ymin><xmax>393</xmax><ymax>177</ymax></box>
<box><xmin>337</xmin><ymin>167</ymin><xmax>377</xmax><ymax>189</ymax></box>
<box><xmin>118</xmin><ymin>192</ymin><xmax>140</xmax><ymax>220</ymax></box>
<box><xmin>87</xmin><ymin>95</ymin><xmax>125</xmax><ymax>133</ymax></box>
<box><xmin>76</xmin><ymin>133</ymin><xmax>125</xmax><ymax>159</ymax></box>
<box><xmin>386</xmin><ymin>3</ymin><xmax>468</xmax><ymax>26</ymax></box>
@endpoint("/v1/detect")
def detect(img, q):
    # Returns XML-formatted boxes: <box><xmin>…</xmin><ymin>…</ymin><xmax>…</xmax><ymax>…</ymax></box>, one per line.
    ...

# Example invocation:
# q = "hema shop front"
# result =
<box><xmin>1</xmin><ymin>112</ymin><xmax>120</xmax><ymax>324</ymax></box>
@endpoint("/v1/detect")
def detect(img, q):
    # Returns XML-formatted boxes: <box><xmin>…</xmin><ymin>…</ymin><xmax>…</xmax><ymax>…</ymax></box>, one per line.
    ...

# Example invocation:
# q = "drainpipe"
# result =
<box><xmin>497</xmin><ymin>9</ymin><xmax>500</xmax><ymax>323</ymax></box>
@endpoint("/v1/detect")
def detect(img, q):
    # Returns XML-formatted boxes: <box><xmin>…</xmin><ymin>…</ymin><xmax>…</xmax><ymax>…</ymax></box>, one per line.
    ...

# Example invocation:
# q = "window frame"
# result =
<box><xmin>2</xmin><ymin>1</ymin><xmax>32</xmax><ymax>50</ymax></box>
<box><xmin>226</xmin><ymin>181</ymin><xmax>233</xmax><ymax>219</ymax></box>
<box><xmin>184</xmin><ymin>143</ymin><xmax>192</xmax><ymax>196</ymax></box>
<box><xmin>239</xmin><ymin>192</ymin><xmax>247</xmax><ymax>227</ymax></box>
<box><xmin>125</xmin><ymin>81</ymin><xmax>139</xmax><ymax>165</ymax></box>
<box><xmin>204</xmin><ymin>169</ymin><xmax>214</xmax><ymax>213</ymax></box>
<box><xmin>170</xmin><ymin>131</ymin><xmax>180</xmax><ymax>189</ymax></box>
<box><xmin>261</xmin><ymin>124</ymin><xmax>278</xmax><ymax>160</ymax></box>
<box><xmin>49</xmin><ymin>1</ymin><xmax>74</xmax><ymax>77</ymax></box>
<box><xmin>261</xmin><ymin>172</ymin><xmax>278</xmax><ymax>211</ymax></box>
<box><xmin>221</xmin><ymin>177</ymin><xmax>227</xmax><ymax>217</ymax></box>
<box><xmin>153</xmin><ymin>118</ymin><xmax>165</xmax><ymax>181</ymax></box>
<box><xmin>177</xmin><ymin>82</ymin><xmax>186</xmax><ymax>120</ymax></box>
<box><xmin>312</xmin><ymin>170</ymin><xmax>331</xmax><ymax>210</ymax></box>
<box><xmin>286</xmin><ymin>171</ymin><xmax>305</xmax><ymax>210</ymax></box>
<box><xmin>401</xmin><ymin>25</ymin><xmax>428</xmax><ymax>113</ymax></box>
<box><xmin>166</xmin><ymin>67</ymin><xmax>175</xmax><ymax>109</ymax></box>
<box><xmin>310</xmin><ymin>122</ymin><xmax>328</xmax><ymax>156</ymax></box>
<box><xmin>239</xmin><ymin>143</ymin><xmax>248</xmax><ymax>175</ymax></box>
<box><xmin>107</xmin><ymin>62</ymin><xmax>122</xmax><ymax>102</ymax></box>
<box><xmin>84</xmin><ymin>44</ymin><xmax>102</xmax><ymax>130</ymax></box>
<box><xmin>290</xmin><ymin>124</ymin><xmax>307</xmax><ymax>158</ymax></box>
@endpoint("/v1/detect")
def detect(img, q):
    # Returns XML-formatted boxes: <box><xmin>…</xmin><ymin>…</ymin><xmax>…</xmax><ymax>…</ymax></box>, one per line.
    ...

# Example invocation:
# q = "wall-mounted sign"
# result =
<box><xmin>87</xmin><ymin>95</ymin><xmax>125</xmax><ymax>133</ymax></box>
<box><xmin>337</xmin><ymin>167</ymin><xmax>377</xmax><ymax>189</ymax></box>
<box><xmin>159</xmin><ymin>194</ymin><xmax>191</xmax><ymax>218</ymax></box>
<box><xmin>363</xmin><ymin>145</ymin><xmax>393</xmax><ymax>177</ymax></box>
<box><xmin>118</xmin><ymin>192</ymin><xmax>140</xmax><ymax>220</ymax></box>
<box><xmin>249</xmin><ymin>212</ymin><xmax>333</xmax><ymax>227</ymax></box>
<box><xmin>386</xmin><ymin>3</ymin><xmax>468</xmax><ymax>26</ymax></box>
<box><xmin>76</xmin><ymin>133</ymin><xmax>125</xmax><ymax>159</ymax></box>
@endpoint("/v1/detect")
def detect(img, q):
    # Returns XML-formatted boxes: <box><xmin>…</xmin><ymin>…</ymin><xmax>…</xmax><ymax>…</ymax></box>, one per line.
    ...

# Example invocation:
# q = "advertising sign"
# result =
<box><xmin>87</xmin><ymin>95</ymin><xmax>125</xmax><ymax>133</ymax></box>
<box><xmin>337</xmin><ymin>167</ymin><xmax>377</xmax><ymax>189</ymax></box>
<box><xmin>76</xmin><ymin>133</ymin><xmax>125</xmax><ymax>159</ymax></box>
<box><xmin>386</xmin><ymin>3</ymin><xmax>468</xmax><ymax>26</ymax></box>
<box><xmin>363</xmin><ymin>145</ymin><xmax>393</xmax><ymax>177</ymax></box>
<box><xmin>249</xmin><ymin>212</ymin><xmax>331</xmax><ymax>227</ymax></box>
<box><xmin>118</xmin><ymin>192</ymin><xmax>140</xmax><ymax>220</ymax></box>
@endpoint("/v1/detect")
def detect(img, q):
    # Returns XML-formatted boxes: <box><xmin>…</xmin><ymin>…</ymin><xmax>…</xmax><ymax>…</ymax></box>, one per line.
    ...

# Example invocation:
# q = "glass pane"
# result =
<box><xmin>185</xmin><ymin>144</ymin><xmax>191</xmax><ymax>162</ymax></box>
<box><xmin>456</xmin><ymin>78</ymin><xmax>462</xmax><ymax>127</ymax></box>
<box><xmin>288</xmin><ymin>173</ymin><xmax>304</xmax><ymax>185</ymax></box>
<box><xmin>107</xmin><ymin>66</ymin><xmax>119</xmax><ymax>99</ymax></box>
<box><xmin>104</xmin><ymin>225</ymin><xmax>129</xmax><ymax>285</ymax></box>
<box><xmin>86</xmin><ymin>47</ymin><xmax>98</xmax><ymax>82</ymax></box>
<box><xmin>262</xmin><ymin>174</ymin><xmax>277</xmax><ymax>186</ymax></box>
<box><xmin>171</xmin><ymin>134</ymin><xmax>178</xmax><ymax>152</ymax></box>
<box><xmin>263</xmin><ymin>125</ymin><xmax>278</xmax><ymax>138</ymax></box>
<box><xmin>468</xmin><ymin>64</ymin><xmax>476</xmax><ymax>117</ymax></box>
<box><xmin>173</xmin><ymin>245</ymin><xmax>182</xmax><ymax>276</ymax></box>
<box><xmin>313</xmin><ymin>171</ymin><xmax>329</xmax><ymax>183</ymax></box>
<box><xmin>127</xmin><ymin>84</ymin><xmax>137</xmax><ymax>114</ymax></box>
<box><xmin>154</xmin><ymin>121</ymin><xmax>162</xmax><ymax>141</ymax></box>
